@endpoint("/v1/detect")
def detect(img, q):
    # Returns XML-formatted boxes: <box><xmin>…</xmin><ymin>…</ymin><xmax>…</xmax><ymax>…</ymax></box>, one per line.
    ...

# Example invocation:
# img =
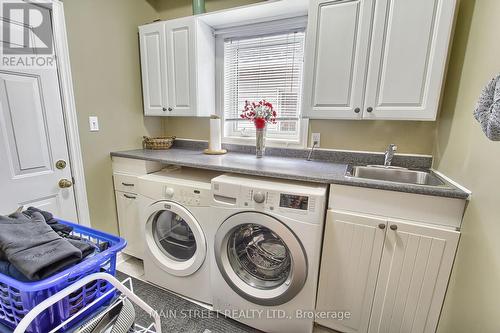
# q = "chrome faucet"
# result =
<box><xmin>307</xmin><ymin>142</ymin><xmax>317</xmax><ymax>161</ymax></box>
<box><xmin>384</xmin><ymin>144</ymin><xmax>398</xmax><ymax>167</ymax></box>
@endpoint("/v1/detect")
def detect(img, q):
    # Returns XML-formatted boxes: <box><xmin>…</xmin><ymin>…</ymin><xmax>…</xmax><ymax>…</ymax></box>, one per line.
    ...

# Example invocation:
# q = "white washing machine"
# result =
<box><xmin>138</xmin><ymin>167</ymin><xmax>221</xmax><ymax>304</ymax></box>
<box><xmin>210</xmin><ymin>174</ymin><xmax>327</xmax><ymax>333</ymax></box>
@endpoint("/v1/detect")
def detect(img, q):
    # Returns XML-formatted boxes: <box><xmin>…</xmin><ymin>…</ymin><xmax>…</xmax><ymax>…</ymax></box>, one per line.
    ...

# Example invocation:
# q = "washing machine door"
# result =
<box><xmin>145</xmin><ymin>201</ymin><xmax>206</xmax><ymax>277</ymax></box>
<box><xmin>214</xmin><ymin>211</ymin><xmax>307</xmax><ymax>306</ymax></box>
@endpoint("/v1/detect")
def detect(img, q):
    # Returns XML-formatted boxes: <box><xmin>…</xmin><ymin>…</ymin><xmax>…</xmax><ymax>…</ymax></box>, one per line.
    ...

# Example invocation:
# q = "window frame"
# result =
<box><xmin>215</xmin><ymin>17</ymin><xmax>309</xmax><ymax>148</ymax></box>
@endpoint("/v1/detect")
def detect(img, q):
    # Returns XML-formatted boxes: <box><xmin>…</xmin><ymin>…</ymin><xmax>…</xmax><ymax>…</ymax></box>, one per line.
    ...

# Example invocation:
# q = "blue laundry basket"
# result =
<box><xmin>0</xmin><ymin>220</ymin><xmax>126</xmax><ymax>333</ymax></box>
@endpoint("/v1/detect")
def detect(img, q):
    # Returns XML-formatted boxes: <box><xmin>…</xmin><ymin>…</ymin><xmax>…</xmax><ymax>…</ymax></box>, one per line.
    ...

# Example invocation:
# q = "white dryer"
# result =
<box><xmin>210</xmin><ymin>174</ymin><xmax>327</xmax><ymax>333</ymax></box>
<box><xmin>138</xmin><ymin>167</ymin><xmax>221</xmax><ymax>304</ymax></box>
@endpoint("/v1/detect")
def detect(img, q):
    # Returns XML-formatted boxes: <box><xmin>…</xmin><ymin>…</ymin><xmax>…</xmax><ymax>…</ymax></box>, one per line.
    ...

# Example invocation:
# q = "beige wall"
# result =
<box><xmin>434</xmin><ymin>1</ymin><xmax>500</xmax><ymax>332</ymax></box>
<box><xmin>64</xmin><ymin>0</ymin><xmax>162</xmax><ymax>234</ymax></box>
<box><xmin>162</xmin><ymin>117</ymin><xmax>437</xmax><ymax>155</ymax></box>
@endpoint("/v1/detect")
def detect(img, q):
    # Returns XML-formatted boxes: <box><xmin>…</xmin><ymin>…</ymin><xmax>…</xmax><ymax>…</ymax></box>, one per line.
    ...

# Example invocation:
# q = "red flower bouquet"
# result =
<box><xmin>240</xmin><ymin>100</ymin><xmax>277</xmax><ymax>129</ymax></box>
<box><xmin>240</xmin><ymin>100</ymin><xmax>276</xmax><ymax>158</ymax></box>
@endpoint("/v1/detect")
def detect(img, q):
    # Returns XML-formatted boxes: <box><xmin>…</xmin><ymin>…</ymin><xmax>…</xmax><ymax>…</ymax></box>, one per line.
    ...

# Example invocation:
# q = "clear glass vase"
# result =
<box><xmin>255</xmin><ymin>126</ymin><xmax>266</xmax><ymax>158</ymax></box>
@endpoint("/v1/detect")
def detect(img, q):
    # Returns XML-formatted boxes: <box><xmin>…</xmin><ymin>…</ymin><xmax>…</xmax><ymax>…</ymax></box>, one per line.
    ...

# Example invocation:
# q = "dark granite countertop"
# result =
<box><xmin>110</xmin><ymin>146</ymin><xmax>469</xmax><ymax>200</ymax></box>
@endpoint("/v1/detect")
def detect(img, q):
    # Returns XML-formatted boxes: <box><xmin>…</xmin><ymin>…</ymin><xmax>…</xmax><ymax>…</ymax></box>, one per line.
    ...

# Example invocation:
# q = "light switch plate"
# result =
<box><xmin>312</xmin><ymin>132</ymin><xmax>321</xmax><ymax>147</ymax></box>
<box><xmin>89</xmin><ymin>116</ymin><xmax>99</xmax><ymax>132</ymax></box>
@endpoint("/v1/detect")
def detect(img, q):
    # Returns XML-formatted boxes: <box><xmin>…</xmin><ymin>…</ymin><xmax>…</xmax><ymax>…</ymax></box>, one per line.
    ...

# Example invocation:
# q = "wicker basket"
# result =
<box><xmin>142</xmin><ymin>136</ymin><xmax>175</xmax><ymax>150</ymax></box>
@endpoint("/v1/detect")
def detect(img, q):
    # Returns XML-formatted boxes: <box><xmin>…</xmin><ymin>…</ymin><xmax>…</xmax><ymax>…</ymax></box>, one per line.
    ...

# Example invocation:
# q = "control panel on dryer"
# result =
<box><xmin>162</xmin><ymin>184</ymin><xmax>211</xmax><ymax>206</ymax></box>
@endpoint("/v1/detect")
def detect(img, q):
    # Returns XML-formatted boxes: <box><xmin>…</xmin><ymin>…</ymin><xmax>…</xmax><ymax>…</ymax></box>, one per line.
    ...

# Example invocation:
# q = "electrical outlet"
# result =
<box><xmin>89</xmin><ymin>116</ymin><xmax>99</xmax><ymax>132</ymax></box>
<box><xmin>311</xmin><ymin>133</ymin><xmax>321</xmax><ymax>147</ymax></box>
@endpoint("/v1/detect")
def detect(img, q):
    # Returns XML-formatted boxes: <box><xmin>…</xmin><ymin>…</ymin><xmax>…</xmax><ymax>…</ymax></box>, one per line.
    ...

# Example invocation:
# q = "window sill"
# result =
<box><xmin>222</xmin><ymin>136</ymin><xmax>306</xmax><ymax>149</ymax></box>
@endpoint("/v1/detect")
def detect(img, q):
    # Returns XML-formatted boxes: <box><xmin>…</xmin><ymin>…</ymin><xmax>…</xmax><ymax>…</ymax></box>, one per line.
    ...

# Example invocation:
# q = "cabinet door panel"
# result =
<box><xmin>364</xmin><ymin>0</ymin><xmax>457</xmax><ymax>120</ymax></box>
<box><xmin>139</xmin><ymin>24</ymin><xmax>167</xmax><ymax>116</ymax></box>
<box><xmin>115</xmin><ymin>191</ymin><xmax>143</xmax><ymax>259</ymax></box>
<box><xmin>368</xmin><ymin>220</ymin><xmax>459</xmax><ymax>333</ymax></box>
<box><xmin>316</xmin><ymin>210</ymin><xmax>386</xmax><ymax>333</ymax></box>
<box><xmin>165</xmin><ymin>19</ymin><xmax>196</xmax><ymax>115</ymax></box>
<box><xmin>302</xmin><ymin>0</ymin><xmax>374</xmax><ymax>119</ymax></box>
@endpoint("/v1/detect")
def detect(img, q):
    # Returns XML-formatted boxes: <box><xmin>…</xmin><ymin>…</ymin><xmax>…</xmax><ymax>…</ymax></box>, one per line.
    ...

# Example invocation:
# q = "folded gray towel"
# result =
<box><xmin>474</xmin><ymin>73</ymin><xmax>500</xmax><ymax>140</ymax></box>
<box><xmin>0</xmin><ymin>212</ymin><xmax>82</xmax><ymax>281</ymax></box>
<box><xmin>23</xmin><ymin>206</ymin><xmax>74</xmax><ymax>234</ymax></box>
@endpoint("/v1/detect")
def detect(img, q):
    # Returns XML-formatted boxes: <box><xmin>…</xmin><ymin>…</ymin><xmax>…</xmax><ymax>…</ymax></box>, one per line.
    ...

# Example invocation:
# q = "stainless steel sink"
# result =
<box><xmin>347</xmin><ymin>166</ymin><xmax>446</xmax><ymax>186</ymax></box>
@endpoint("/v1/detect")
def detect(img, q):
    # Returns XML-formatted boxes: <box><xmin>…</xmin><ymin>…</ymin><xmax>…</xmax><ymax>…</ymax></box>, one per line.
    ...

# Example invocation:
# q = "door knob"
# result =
<box><xmin>367</xmin><ymin>107</ymin><xmax>373</xmax><ymax>113</ymax></box>
<box><xmin>58</xmin><ymin>178</ymin><xmax>73</xmax><ymax>188</ymax></box>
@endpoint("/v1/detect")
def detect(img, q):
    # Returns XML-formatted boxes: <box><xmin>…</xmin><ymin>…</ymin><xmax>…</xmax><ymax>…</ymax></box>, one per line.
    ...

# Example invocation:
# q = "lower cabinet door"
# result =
<box><xmin>368</xmin><ymin>219</ymin><xmax>460</xmax><ymax>333</ymax></box>
<box><xmin>316</xmin><ymin>210</ymin><xmax>386</xmax><ymax>333</ymax></box>
<box><xmin>115</xmin><ymin>191</ymin><xmax>143</xmax><ymax>259</ymax></box>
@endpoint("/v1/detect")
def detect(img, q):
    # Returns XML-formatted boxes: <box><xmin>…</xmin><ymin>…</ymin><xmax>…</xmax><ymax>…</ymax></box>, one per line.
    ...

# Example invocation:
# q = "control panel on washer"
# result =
<box><xmin>212</xmin><ymin>174</ymin><xmax>327</xmax><ymax>222</ymax></box>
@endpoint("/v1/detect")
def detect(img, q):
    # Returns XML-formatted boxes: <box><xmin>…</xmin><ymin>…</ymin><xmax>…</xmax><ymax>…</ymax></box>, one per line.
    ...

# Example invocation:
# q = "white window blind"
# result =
<box><xmin>223</xmin><ymin>30</ymin><xmax>306</xmax><ymax>141</ymax></box>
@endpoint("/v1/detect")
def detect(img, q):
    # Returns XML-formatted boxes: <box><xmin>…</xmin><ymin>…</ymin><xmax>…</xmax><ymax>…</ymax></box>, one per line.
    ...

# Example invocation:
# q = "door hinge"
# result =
<box><xmin>72</xmin><ymin>176</ymin><xmax>76</xmax><ymax>184</ymax></box>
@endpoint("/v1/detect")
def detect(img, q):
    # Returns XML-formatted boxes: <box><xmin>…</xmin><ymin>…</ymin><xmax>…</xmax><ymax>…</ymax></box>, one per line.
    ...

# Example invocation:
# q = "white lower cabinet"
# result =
<box><xmin>112</xmin><ymin>158</ymin><xmax>162</xmax><ymax>259</ymax></box>
<box><xmin>368</xmin><ymin>219</ymin><xmax>459</xmax><ymax>333</ymax></box>
<box><xmin>115</xmin><ymin>190</ymin><xmax>143</xmax><ymax>259</ymax></box>
<box><xmin>316</xmin><ymin>210</ymin><xmax>386</xmax><ymax>333</ymax></box>
<box><xmin>317</xmin><ymin>210</ymin><xmax>460</xmax><ymax>333</ymax></box>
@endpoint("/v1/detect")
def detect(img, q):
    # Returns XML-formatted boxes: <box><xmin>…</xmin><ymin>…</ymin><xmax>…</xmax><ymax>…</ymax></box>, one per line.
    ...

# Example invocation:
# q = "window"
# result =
<box><xmin>222</xmin><ymin>29</ymin><xmax>306</xmax><ymax>145</ymax></box>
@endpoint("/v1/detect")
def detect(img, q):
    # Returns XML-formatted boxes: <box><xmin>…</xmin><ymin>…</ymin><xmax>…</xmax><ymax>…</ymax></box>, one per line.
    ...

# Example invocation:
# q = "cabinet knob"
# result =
<box><xmin>162</xmin><ymin>107</ymin><xmax>167</xmax><ymax>112</ymax></box>
<box><xmin>354</xmin><ymin>107</ymin><xmax>361</xmax><ymax>114</ymax></box>
<box><xmin>390</xmin><ymin>224</ymin><xmax>398</xmax><ymax>231</ymax></box>
<box><xmin>367</xmin><ymin>107</ymin><xmax>373</xmax><ymax>113</ymax></box>
<box><xmin>168</xmin><ymin>107</ymin><xmax>173</xmax><ymax>112</ymax></box>
<box><xmin>378</xmin><ymin>223</ymin><xmax>386</xmax><ymax>230</ymax></box>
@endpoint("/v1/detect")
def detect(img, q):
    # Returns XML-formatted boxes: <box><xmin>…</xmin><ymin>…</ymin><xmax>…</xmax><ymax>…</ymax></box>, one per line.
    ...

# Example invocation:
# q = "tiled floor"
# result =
<box><xmin>116</xmin><ymin>254</ymin><xmax>337</xmax><ymax>333</ymax></box>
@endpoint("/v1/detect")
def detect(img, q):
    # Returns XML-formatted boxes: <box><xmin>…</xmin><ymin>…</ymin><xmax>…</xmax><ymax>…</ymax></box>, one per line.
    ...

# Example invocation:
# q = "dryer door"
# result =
<box><xmin>145</xmin><ymin>201</ymin><xmax>206</xmax><ymax>277</ymax></box>
<box><xmin>214</xmin><ymin>212</ymin><xmax>307</xmax><ymax>306</ymax></box>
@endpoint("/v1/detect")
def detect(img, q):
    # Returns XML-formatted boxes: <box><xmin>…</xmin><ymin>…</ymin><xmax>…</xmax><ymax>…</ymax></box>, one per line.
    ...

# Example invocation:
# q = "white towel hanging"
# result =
<box><xmin>474</xmin><ymin>73</ymin><xmax>500</xmax><ymax>140</ymax></box>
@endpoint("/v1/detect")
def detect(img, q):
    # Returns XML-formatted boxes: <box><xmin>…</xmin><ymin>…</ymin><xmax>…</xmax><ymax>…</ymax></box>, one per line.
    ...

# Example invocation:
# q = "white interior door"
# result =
<box><xmin>0</xmin><ymin>5</ymin><xmax>78</xmax><ymax>220</ymax></box>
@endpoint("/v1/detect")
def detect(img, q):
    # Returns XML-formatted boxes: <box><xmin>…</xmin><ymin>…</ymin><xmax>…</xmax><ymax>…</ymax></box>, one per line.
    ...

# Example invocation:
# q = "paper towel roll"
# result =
<box><xmin>209</xmin><ymin>117</ymin><xmax>222</xmax><ymax>151</ymax></box>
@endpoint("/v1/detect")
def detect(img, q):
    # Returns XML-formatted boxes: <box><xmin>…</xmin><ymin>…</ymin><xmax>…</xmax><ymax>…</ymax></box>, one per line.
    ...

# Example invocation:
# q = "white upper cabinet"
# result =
<box><xmin>364</xmin><ymin>0</ymin><xmax>457</xmax><ymax>120</ymax></box>
<box><xmin>139</xmin><ymin>23</ymin><xmax>168</xmax><ymax>116</ymax></box>
<box><xmin>165</xmin><ymin>17</ymin><xmax>196</xmax><ymax>116</ymax></box>
<box><xmin>139</xmin><ymin>18</ymin><xmax>215</xmax><ymax>117</ymax></box>
<box><xmin>303</xmin><ymin>0</ymin><xmax>457</xmax><ymax>120</ymax></box>
<box><xmin>302</xmin><ymin>0</ymin><xmax>375</xmax><ymax>119</ymax></box>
